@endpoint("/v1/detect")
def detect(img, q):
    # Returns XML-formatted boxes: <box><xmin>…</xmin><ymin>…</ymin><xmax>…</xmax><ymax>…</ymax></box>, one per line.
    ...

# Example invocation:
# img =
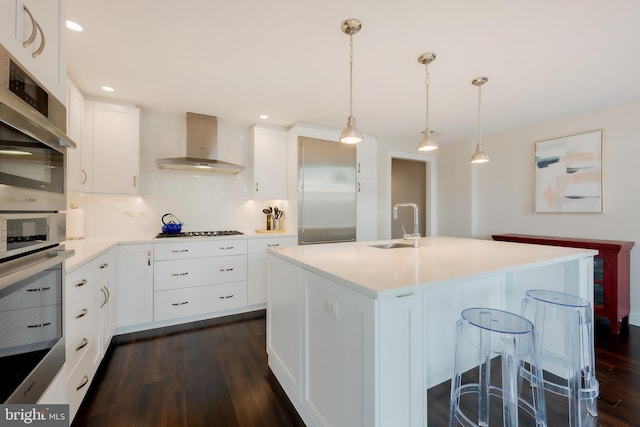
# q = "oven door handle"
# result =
<box><xmin>0</xmin><ymin>248</ymin><xmax>75</xmax><ymax>291</ymax></box>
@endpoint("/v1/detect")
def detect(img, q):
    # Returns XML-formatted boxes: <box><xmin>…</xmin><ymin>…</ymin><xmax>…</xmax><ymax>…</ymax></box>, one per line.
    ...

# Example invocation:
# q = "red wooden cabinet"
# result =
<box><xmin>492</xmin><ymin>234</ymin><xmax>634</xmax><ymax>334</ymax></box>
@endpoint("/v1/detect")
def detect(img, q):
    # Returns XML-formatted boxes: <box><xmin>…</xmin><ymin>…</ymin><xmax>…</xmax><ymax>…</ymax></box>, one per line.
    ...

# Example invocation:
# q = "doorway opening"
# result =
<box><xmin>391</xmin><ymin>158</ymin><xmax>428</xmax><ymax>239</ymax></box>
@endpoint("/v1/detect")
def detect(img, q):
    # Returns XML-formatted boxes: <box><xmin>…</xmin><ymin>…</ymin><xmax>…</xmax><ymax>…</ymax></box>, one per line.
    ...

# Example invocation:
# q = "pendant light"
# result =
<box><xmin>470</xmin><ymin>76</ymin><xmax>490</xmax><ymax>163</ymax></box>
<box><xmin>417</xmin><ymin>52</ymin><xmax>437</xmax><ymax>152</ymax></box>
<box><xmin>339</xmin><ymin>19</ymin><xmax>363</xmax><ymax>144</ymax></box>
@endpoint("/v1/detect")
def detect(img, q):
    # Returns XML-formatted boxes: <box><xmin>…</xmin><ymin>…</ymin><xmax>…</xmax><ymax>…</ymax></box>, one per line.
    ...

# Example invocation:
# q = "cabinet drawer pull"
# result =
<box><xmin>256</xmin><ymin>182</ymin><xmax>259</xmax><ymax>192</ymax></box>
<box><xmin>267</xmin><ymin>243</ymin><xmax>280</xmax><ymax>247</ymax></box>
<box><xmin>219</xmin><ymin>246</ymin><xmax>234</xmax><ymax>250</ymax></box>
<box><xmin>219</xmin><ymin>268</ymin><xmax>234</xmax><ymax>272</ymax></box>
<box><xmin>27</xmin><ymin>322</ymin><xmax>51</xmax><ymax>328</ymax></box>
<box><xmin>76</xmin><ymin>308</ymin><xmax>88</xmax><ymax>319</ymax></box>
<box><xmin>219</xmin><ymin>294</ymin><xmax>234</xmax><ymax>299</ymax></box>
<box><xmin>81</xmin><ymin>169</ymin><xmax>88</xmax><ymax>184</ymax></box>
<box><xmin>26</xmin><ymin>286</ymin><xmax>51</xmax><ymax>292</ymax></box>
<box><xmin>171</xmin><ymin>272</ymin><xmax>189</xmax><ymax>277</ymax></box>
<box><xmin>396</xmin><ymin>293</ymin><xmax>415</xmax><ymax>298</ymax></box>
<box><xmin>100</xmin><ymin>287</ymin><xmax>108</xmax><ymax>308</ymax></box>
<box><xmin>171</xmin><ymin>301</ymin><xmax>189</xmax><ymax>306</ymax></box>
<box><xmin>76</xmin><ymin>338</ymin><xmax>89</xmax><ymax>352</ymax></box>
<box><xmin>75</xmin><ymin>279</ymin><xmax>88</xmax><ymax>288</ymax></box>
<box><xmin>171</xmin><ymin>249</ymin><xmax>189</xmax><ymax>253</ymax></box>
<box><xmin>133</xmin><ymin>175</ymin><xmax>137</xmax><ymax>187</ymax></box>
<box><xmin>357</xmin><ymin>162</ymin><xmax>361</xmax><ymax>174</ymax></box>
<box><xmin>357</xmin><ymin>181</ymin><xmax>361</xmax><ymax>193</ymax></box>
<box><xmin>99</xmin><ymin>263</ymin><xmax>109</xmax><ymax>269</ymax></box>
<box><xmin>76</xmin><ymin>375</ymin><xmax>89</xmax><ymax>391</ymax></box>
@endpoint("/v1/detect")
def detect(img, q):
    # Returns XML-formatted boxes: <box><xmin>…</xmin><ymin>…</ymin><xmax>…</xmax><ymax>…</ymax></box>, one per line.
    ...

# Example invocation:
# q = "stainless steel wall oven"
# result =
<box><xmin>0</xmin><ymin>43</ymin><xmax>76</xmax><ymax>403</ymax></box>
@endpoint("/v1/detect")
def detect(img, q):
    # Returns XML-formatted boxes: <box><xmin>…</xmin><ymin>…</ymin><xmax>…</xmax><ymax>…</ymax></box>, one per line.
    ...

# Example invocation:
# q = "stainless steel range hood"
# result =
<box><xmin>156</xmin><ymin>112</ymin><xmax>245</xmax><ymax>174</ymax></box>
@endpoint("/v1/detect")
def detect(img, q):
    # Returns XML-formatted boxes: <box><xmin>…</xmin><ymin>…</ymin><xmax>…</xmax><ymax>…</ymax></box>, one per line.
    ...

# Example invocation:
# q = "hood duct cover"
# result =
<box><xmin>156</xmin><ymin>112</ymin><xmax>246</xmax><ymax>174</ymax></box>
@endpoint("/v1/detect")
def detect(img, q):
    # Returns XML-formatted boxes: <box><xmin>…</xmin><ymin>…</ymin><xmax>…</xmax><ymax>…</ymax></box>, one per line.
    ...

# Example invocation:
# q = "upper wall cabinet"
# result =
<box><xmin>0</xmin><ymin>0</ymin><xmax>66</xmax><ymax>103</ymax></box>
<box><xmin>251</xmin><ymin>126</ymin><xmax>287</xmax><ymax>200</ymax></box>
<box><xmin>68</xmin><ymin>99</ymin><xmax>141</xmax><ymax>194</ymax></box>
<box><xmin>356</xmin><ymin>136</ymin><xmax>377</xmax><ymax>179</ymax></box>
<box><xmin>66</xmin><ymin>80</ymin><xmax>86</xmax><ymax>192</ymax></box>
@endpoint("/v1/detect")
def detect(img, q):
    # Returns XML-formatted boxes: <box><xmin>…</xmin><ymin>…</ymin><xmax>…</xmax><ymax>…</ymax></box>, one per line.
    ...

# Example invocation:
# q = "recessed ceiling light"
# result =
<box><xmin>100</xmin><ymin>86</ymin><xmax>115</xmax><ymax>92</ymax></box>
<box><xmin>259</xmin><ymin>114</ymin><xmax>269</xmax><ymax>119</ymax></box>
<box><xmin>66</xmin><ymin>20</ymin><xmax>83</xmax><ymax>32</ymax></box>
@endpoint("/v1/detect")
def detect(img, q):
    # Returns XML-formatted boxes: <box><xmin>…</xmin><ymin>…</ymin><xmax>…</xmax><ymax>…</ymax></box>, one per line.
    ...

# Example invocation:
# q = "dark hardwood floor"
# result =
<box><xmin>73</xmin><ymin>312</ymin><xmax>640</xmax><ymax>427</ymax></box>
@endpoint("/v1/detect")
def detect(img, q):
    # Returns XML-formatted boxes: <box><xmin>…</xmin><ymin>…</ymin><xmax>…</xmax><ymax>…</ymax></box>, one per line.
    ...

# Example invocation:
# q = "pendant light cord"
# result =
<box><xmin>476</xmin><ymin>83</ymin><xmax>482</xmax><ymax>147</ymax></box>
<box><xmin>348</xmin><ymin>34</ymin><xmax>354</xmax><ymax>117</ymax></box>
<box><xmin>424</xmin><ymin>63</ymin><xmax>431</xmax><ymax>131</ymax></box>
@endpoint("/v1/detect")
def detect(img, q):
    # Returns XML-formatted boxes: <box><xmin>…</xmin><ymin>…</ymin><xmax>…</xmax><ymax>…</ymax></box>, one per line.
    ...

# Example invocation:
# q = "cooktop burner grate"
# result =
<box><xmin>155</xmin><ymin>230</ymin><xmax>244</xmax><ymax>238</ymax></box>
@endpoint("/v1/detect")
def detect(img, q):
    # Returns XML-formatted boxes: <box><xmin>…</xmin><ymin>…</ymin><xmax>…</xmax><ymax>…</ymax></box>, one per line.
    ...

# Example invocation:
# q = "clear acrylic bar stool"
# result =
<box><xmin>521</xmin><ymin>290</ymin><xmax>599</xmax><ymax>427</ymax></box>
<box><xmin>449</xmin><ymin>308</ymin><xmax>547</xmax><ymax>427</ymax></box>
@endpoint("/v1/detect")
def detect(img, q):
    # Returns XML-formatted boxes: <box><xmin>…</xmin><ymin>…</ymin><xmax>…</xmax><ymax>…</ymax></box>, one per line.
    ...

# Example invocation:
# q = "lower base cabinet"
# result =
<box><xmin>154</xmin><ymin>281</ymin><xmax>247</xmax><ymax>321</ymax></box>
<box><xmin>39</xmin><ymin>248</ymin><xmax>115</xmax><ymax>421</ymax></box>
<box><xmin>248</xmin><ymin>236</ymin><xmax>298</xmax><ymax>305</ymax></box>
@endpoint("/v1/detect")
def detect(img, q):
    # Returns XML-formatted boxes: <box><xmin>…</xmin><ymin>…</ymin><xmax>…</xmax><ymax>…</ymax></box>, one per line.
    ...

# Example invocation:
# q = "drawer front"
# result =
<box><xmin>154</xmin><ymin>239</ymin><xmax>247</xmax><ymax>260</ymax></box>
<box><xmin>154</xmin><ymin>281</ymin><xmax>247</xmax><ymax>321</ymax></box>
<box><xmin>65</xmin><ymin>321</ymin><xmax>99</xmax><ymax>375</ymax></box>
<box><xmin>154</xmin><ymin>255</ymin><xmax>247</xmax><ymax>291</ymax></box>
<box><xmin>0</xmin><ymin>269</ymin><xmax>61</xmax><ymax>311</ymax></box>
<box><xmin>0</xmin><ymin>305</ymin><xmax>61</xmax><ymax>351</ymax></box>
<box><xmin>66</xmin><ymin>251</ymin><xmax>115</xmax><ymax>305</ymax></box>
<box><xmin>65</xmin><ymin>297</ymin><xmax>98</xmax><ymax>343</ymax></box>
<box><xmin>248</xmin><ymin>237</ymin><xmax>298</xmax><ymax>253</ymax></box>
<box><xmin>66</xmin><ymin>340</ymin><xmax>99</xmax><ymax>420</ymax></box>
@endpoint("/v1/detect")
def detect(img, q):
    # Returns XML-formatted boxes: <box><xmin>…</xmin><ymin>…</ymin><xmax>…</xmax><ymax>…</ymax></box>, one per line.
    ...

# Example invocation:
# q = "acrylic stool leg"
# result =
<box><xmin>501</xmin><ymin>335</ymin><xmax>519</xmax><ymax>427</ymax></box>
<box><xmin>478</xmin><ymin>322</ymin><xmax>491</xmax><ymax>427</ymax></box>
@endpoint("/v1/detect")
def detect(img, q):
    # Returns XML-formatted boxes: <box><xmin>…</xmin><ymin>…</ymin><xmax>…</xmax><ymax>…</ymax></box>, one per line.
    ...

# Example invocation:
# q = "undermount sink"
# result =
<box><xmin>369</xmin><ymin>242</ymin><xmax>415</xmax><ymax>249</ymax></box>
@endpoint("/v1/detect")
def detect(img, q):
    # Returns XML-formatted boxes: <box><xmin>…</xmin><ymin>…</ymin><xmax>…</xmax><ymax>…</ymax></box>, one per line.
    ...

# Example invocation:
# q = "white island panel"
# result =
<box><xmin>267</xmin><ymin>236</ymin><xmax>596</xmax><ymax>427</ymax></box>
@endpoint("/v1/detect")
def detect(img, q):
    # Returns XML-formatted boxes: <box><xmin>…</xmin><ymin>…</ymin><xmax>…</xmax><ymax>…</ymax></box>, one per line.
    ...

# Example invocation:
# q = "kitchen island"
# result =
<box><xmin>266</xmin><ymin>236</ymin><xmax>597</xmax><ymax>427</ymax></box>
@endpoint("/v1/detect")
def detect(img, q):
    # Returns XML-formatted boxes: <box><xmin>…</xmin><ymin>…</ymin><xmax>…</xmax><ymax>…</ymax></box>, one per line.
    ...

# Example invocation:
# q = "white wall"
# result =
<box><xmin>68</xmin><ymin>110</ymin><xmax>290</xmax><ymax>240</ymax></box>
<box><xmin>439</xmin><ymin>101</ymin><xmax>640</xmax><ymax>326</ymax></box>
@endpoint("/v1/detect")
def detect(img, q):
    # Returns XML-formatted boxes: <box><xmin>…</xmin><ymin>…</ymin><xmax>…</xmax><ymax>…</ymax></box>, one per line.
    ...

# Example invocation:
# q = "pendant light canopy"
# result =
<box><xmin>417</xmin><ymin>52</ymin><xmax>437</xmax><ymax>152</ymax></box>
<box><xmin>470</xmin><ymin>76</ymin><xmax>490</xmax><ymax>164</ymax></box>
<box><xmin>339</xmin><ymin>19</ymin><xmax>363</xmax><ymax>144</ymax></box>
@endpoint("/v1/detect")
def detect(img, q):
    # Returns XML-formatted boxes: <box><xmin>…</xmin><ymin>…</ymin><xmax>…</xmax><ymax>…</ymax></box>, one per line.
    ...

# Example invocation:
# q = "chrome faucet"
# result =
<box><xmin>393</xmin><ymin>203</ymin><xmax>420</xmax><ymax>248</ymax></box>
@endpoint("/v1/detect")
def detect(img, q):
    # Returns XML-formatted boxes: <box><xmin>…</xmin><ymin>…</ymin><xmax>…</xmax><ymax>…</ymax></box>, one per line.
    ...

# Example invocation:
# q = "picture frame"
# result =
<box><xmin>535</xmin><ymin>129</ymin><xmax>603</xmax><ymax>213</ymax></box>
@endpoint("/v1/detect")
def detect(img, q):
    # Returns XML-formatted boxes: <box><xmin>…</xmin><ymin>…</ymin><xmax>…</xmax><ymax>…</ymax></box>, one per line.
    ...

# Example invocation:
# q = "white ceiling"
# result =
<box><xmin>65</xmin><ymin>0</ymin><xmax>640</xmax><ymax>144</ymax></box>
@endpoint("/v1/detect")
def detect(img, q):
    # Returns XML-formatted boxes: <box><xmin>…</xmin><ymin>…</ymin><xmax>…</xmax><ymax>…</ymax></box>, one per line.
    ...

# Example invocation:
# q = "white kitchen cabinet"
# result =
<box><xmin>357</xmin><ymin>177</ymin><xmax>377</xmax><ymax>241</ymax></box>
<box><xmin>248</xmin><ymin>236</ymin><xmax>297</xmax><ymax>305</ymax></box>
<box><xmin>251</xmin><ymin>126</ymin><xmax>288</xmax><ymax>200</ymax></box>
<box><xmin>356</xmin><ymin>136</ymin><xmax>377</xmax><ymax>241</ymax></box>
<box><xmin>153</xmin><ymin>239</ymin><xmax>248</xmax><ymax>322</ymax></box>
<box><xmin>39</xmin><ymin>248</ymin><xmax>115</xmax><ymax>421</ymax></box>
<box><xmin>356</xmin><ymin>136</ymin><xmax>377</xmax><ymax>179</ymax></box>
<box><xmin>66</xmin><ymin>80</ymin><xmax>89</xmax><ymax>192</ymax></box>
<box><xmin>0</xmin><ymin>0</ymin><xmax>66</xmax><ymax>103</ymax></box>
<box><xmin>98</xmin><ymin>256</ymin><xmax>116</xmax><ymax>358</ymax></box>
<box><xmin>268</xmin><ymin>254</ymin><xmax>424</xmax><ymax>427</ymax></box>
<box><xmin>77</xmin><ymin>100</ymin><xmax>140</xmax><ymax>194</ymax></box>
<box><xmin>116</xmin><ymin>244</ymin><xmax>154</xmax><ymax>329</ymax></box>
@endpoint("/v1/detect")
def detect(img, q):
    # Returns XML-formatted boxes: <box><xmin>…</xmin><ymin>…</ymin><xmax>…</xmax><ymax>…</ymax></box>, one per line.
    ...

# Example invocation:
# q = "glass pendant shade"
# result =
<box><xmin>340</xmin><ymin>115</ymin><xmax>363</xmax><ymax>144</ymax></box>
<box><xmin>417</xmin><ymin>129</ymin><xmax>437</xmax><ymax>151</ymax></box>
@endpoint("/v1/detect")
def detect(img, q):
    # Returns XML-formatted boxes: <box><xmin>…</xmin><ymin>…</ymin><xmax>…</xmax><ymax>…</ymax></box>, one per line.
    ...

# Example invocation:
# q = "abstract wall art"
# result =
<box><xmin>535</xmin><ymin>130</ymin><xmax>603</xmax><ymax>213</ymax></box>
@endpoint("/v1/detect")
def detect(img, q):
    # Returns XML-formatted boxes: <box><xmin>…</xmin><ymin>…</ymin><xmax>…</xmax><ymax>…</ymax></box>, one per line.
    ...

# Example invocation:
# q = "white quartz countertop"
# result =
<box><xmin>62</xmin><ymin>232</ymin><xmax>297</xmax><ymax>272</ymax></box>
<box><xmin>63</xmin><ymin>238</ymin><xmax>119</xmax><ymax>272</ymax></box>
<box><xmin>267</xmin><ymin>236</ymin><xmax>598</xmax><ymax>298</ymax></box>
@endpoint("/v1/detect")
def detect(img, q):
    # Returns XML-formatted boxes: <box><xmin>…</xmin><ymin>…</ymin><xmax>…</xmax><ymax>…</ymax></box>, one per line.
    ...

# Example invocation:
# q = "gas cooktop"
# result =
<box><xmin>155</xmin><ymin>230</ymin><xmax>244</xmax><ymax>238</ymax></box>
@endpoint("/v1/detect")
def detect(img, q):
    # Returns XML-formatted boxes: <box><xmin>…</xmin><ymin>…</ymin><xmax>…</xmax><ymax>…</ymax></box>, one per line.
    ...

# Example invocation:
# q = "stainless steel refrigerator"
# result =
<box><xmin>298</xmin><ymin>136</ymin><xmax>356</xmax><ymax>245</ymax></box>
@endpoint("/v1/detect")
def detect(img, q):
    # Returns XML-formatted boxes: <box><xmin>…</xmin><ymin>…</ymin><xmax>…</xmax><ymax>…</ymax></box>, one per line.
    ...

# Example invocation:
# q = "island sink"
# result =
<box><xmin>369</xmin><ymin>242</ymin><xmax>415</xmax><ymax>249</ymax></box>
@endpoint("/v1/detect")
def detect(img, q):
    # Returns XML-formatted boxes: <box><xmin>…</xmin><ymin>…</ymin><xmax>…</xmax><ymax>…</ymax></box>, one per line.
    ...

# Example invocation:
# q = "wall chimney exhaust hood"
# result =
<box><xmin>156</xmin><ymin>113</ymin><xmax>246</xmax><ymax>174</ymax></box>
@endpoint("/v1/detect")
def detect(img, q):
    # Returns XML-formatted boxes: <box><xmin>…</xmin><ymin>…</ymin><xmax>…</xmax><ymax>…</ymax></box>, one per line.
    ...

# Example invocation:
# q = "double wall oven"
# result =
<box><xmin>0</xmin><ymin>43</ymin><xmax>76</xmax><ymax>403</ymax></box>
